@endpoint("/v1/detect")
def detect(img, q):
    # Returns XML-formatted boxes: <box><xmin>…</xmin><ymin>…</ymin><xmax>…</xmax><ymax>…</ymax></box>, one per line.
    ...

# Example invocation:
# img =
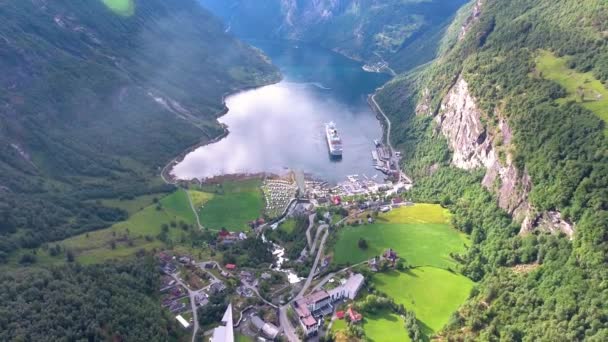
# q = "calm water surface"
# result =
<box><xmin>172</xmin><ymin>42</ymin><xmax>390</xmax><ymax>183</ymax></box>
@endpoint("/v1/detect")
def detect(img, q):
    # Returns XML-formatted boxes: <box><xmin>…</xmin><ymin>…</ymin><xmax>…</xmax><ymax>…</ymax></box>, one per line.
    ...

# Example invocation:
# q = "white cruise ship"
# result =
<box><xmin>325</xmin><ymin>122</ymin><xmax>343</xmax><ymax>157</ymax></box>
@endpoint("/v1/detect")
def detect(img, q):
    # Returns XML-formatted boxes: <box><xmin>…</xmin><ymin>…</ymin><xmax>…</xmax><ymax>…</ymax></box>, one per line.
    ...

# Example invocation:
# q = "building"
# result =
<box><xmin>250</xmin><ymin>315</ymin><xmax>279</xmax><ymax>340</ymax></box>
<box><xmin>225</xmin><ymin>264</ymin><xmax>237</xmax><ymax>271</ymax></box>
<box><xmin>328</xmin><ymin>273</ymin><xmax>365</xmax><ymax>301</ymax></box>
<box><xmin>293</xmin><ymin>291</ymin><xmax>333</xmax><ymax>336</ymax></box>
<box><xmin>347</xmin><ymin>306</ymin><xmax>362</xmax><ymax>323</ymax></box>
<box><xmin>383</xmin><ymin>248</ymin><xmax>398</xmax><ymax>263</ymax></box>
<box><xmin>176</xmin><ymin>315</ymin><xmax>190</xmax><ymax>329</ymax></box>
<box><xmin>210</xmin><ymin>303</ymin><xmax>234</xmax><ymax>342</ymax></box>
<box><xmin>210</xmin><ymin>282</ymin><xmax>227</xmax><ymax>294</ymax></box>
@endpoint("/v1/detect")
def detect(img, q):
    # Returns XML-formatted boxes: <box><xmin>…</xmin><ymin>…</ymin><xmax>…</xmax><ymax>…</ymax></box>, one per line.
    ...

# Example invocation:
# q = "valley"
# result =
<box><xmin>0</xmin><ymin>0</ymin><xmax>607</xmax><ymax>341</ymax></box>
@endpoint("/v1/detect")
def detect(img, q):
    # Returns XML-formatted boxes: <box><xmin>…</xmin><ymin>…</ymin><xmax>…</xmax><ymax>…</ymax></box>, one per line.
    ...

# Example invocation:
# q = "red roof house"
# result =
<box><xmin>225</xmin><ymin>264</ymin><xmax>236</xmax><ymax>270</ymax></box>
<box><xmin>347</xmin><ymin>307</ymin><xmax>362</xmax><ymax>323</ymax></box>
<box><xmin>333</xmin><ymin>196</ymin><xmax>342</xmax><ymax>205</ymax></box>
<box><xmin>336</xmin><ymin>311</ymin><xmax>345</xmax><ymax>319</ymax></box>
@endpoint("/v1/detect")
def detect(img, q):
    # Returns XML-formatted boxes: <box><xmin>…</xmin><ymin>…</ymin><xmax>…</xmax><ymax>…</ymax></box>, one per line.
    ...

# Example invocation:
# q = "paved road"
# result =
<box><xmin>169</xmin><ymin>273</ymin><xmax>201</xmax><ymax>342</ymax></box>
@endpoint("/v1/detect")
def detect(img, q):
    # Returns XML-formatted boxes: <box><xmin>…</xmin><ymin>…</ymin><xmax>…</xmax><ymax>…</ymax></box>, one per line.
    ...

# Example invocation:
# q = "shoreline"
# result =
<box><xmin>162</xmin><ymin>41</ymin><xmax>400</xmax><ymax>187</ymax></box>
<box><xmin>160</xmin><ymin>76</ymin><xmax>283</xmax><ymax>185</ymax></box>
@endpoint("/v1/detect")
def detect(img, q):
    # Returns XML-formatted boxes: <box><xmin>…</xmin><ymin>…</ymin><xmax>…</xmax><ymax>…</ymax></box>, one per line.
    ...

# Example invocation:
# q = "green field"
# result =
<box><xmin>15</xmin><ymin>190</ymin><xmax>196</xmax><ymax>264</ymax></box>
<box><xmin>536</xmin><ymin>50</ymin><xmax>608</xmax><ymax>133</ymax></box>
<box><xmin>188</xmin><ymin>190</ymin><xmax>214</xmax><ymax>209</ymax></box>
<box><xmin>378</xmin><ymin>203</ymin><xmax>451</xmax><ymax>224</ymax></box>
<box><xmin>374</xmin><ymin>268</ymin><xmax>474</xmax><ymax>333</ymax></box>
<box><xmin>331</xmin><ymin>310</ymin><xmax>410</xmax><ymax>342</ymax></box>
<box><xmin>196</xmin><ymin>179</ymin><xmax>264</xmax><ymax>231</ymax></box>
<box><xmin>363</xmin><ymin>310</ymin><xmax>411</xmax><ymax>342</ymax></box>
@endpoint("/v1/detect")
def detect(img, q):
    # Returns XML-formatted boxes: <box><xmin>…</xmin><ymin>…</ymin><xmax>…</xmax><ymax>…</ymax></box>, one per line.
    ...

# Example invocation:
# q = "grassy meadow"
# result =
<box><xmin>332</xmin><ymin>310</ymin><xmax>410</xmax><ymax>342</ymax></box>
<box><xmin>374</xmin><ymin>268</ymin><xmax>474</xmax><ymax>333</ymax></box>
<box><xmin>536</xmin><ymin>50</ymin><xmax>608</xmax><ymax>133</ymax></box>
<box><xmin>10</xmin><ymin>190</ymin><xmax>199</xmax><ymax>266</ymax></box>
<box><xmin>330</xmin><ymin>204</ymin><xmax>473</xmax><ymax>338</ymax></box>
<box><xmin>196</xmin><ymin>179</ymin><xmax>264</xmax><ymax>230</ymax></box>
<box><xmin>332</xmin><ymin>204</ymin><xmax>467</xmax><ymax>269</ymax></box>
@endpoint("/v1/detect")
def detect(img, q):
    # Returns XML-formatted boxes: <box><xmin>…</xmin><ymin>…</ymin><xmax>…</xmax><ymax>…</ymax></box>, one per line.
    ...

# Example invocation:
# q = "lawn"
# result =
<box><xmin>536</xmin><ymin>50</ymin><xmax>608</xmax><ymax>133</ymax></box>
<box><xmin>363</xmin><ymin>310</ymin><xmax>411</xmax><ymax>342</ymax></box>
<box><xmin>188</xmin><ymin>190</ymin><xmax>214</xmax><ymax>209</ymax></box>
<box><xmin>331</xmin><ymin>311</ymin><xmax>409</xmax><ymax>342</ymax></box>
<box><xmin>333</xmin><ymin>222</ymin><xmax>468</xmax><ymax>269</ymax></box>
<box><xmin>196</xmin><ymin>179</ymin><xmax>264</xmax><ymax>231</ymax></box>
<box><xmin>373</xmin><ymin>268</ymin><xmax>474</xmax><ymax>333</ymax></box>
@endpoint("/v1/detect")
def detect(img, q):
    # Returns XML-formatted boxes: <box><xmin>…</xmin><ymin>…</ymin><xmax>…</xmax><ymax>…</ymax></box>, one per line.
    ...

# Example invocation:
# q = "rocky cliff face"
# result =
<box><xmin>432</xmin><ymin>76</ymin><xmax>574</xmax><ymax>237</ymax></box>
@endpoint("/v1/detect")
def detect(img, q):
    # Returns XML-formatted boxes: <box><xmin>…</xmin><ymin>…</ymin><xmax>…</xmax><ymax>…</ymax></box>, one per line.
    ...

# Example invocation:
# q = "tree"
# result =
<box><xmin>358</xmin><ymin>238</ymin><xmax>368</xmax><ymax>250</ymax></box>
<box><xmin>66</xmin><ymin>250</ymin><xmax>75</xmax><ymax>263</ymax></box>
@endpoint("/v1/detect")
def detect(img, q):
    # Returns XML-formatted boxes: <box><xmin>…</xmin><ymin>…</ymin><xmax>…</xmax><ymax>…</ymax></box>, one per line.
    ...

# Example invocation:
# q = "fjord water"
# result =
<box><xmin>172</xmin><ymin>41</ymin><xmax>390</xmax><ymax>183</ymax></box>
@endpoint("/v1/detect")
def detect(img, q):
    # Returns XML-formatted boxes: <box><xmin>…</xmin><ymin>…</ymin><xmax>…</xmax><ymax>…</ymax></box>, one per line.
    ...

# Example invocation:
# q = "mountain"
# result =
<box><xmin>199</xmin><ymin>0</ymin><xmax>468</xmax><ymax>73</ymax></box>
<box><xmin>376</xmin><ymin>0</ymin><xmax>608</xmax><ymax>339</ymax></box>
<box><xmin>0</xmin><ymin>0</ymin><xmax>279</xmax><ymax>260</ymax></box>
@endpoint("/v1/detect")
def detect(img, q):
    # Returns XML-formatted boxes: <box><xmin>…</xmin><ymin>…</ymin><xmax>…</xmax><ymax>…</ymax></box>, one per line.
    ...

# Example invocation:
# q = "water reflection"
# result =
<box><xmin>171</xmin><ymin>42</ymin><xmax>389</xmax><ymax>183</ymax></box>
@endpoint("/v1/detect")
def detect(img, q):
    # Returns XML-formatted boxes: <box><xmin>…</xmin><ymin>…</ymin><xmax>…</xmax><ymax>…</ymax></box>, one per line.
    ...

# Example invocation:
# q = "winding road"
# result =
<box><xmin>279</xmin><ymin>222</ymin><xmax>330</xmax><ymax>342</ymax></box>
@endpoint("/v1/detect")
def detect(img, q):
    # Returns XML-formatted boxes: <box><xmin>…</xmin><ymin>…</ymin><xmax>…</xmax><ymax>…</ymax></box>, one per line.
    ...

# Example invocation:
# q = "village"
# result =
<box><xmin>155</xmin><ymin>166</ymin><xmax>414</xmax><ymax>342</ymax></box>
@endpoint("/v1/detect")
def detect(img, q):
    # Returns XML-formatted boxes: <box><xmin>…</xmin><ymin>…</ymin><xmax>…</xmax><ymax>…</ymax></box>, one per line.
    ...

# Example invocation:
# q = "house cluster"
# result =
<box><xmin>335</xmin><ymin>305</ymin><xmax>363</xmax><ymax>323</ymax></box>
<box><xmin>161</xmin><ymin>283</ymin><xmax>188</xmax><ymax>313</ymax></box>
<box><xmin>369</xmin><ymin>248</ymin><xmax>400</xmax><ymax>272</ymax></box>
<box><xmin>293</xmin><ymin>273</ymin><xmax>365</xmax><ymax>336</ymax></box>
<box><xmin>218</xmin><ymin>229</ymin><xmax>247</xmax><ymax>245</ymax></box>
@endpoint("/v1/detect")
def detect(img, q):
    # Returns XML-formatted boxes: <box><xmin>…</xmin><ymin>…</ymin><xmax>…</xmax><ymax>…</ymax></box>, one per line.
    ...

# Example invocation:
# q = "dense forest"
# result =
<box><xmin>377</xmin><ymin>0</ymin><xmax>608</xmax><ymax>339</ymax></box>
<box><xmin>0</xmin><ymin>0</ymin><xmax>280</xmax><ymax>260</ymax></box>
<box><xmin>0</xmin><ymin>258</ymin><xmax>187</xmax><ymax>341</ymax></box>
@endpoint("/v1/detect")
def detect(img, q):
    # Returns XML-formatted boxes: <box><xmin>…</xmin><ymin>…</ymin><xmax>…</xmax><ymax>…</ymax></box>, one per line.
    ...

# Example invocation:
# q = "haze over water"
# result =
<box><xmin>172</xmin><ymin>41</ymin><xmax>390</xmax><ymax>183</ymax></box>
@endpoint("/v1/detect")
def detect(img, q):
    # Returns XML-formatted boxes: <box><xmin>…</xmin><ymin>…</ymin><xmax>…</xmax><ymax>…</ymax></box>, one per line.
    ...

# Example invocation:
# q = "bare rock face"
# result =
<box><xmin>433</xmin><ymin>77</ymin><xmax>574</xmax><ymax>237</ymax></box>
<box><xmin>458</xmin><ymin>0</ymin><xmax>484</xmax><ymax>41</ymax></box>
<box><xmin>521</xmin><ymin>211</ymin><xmax>575</xmax><ymax>239</ymax></box>
<box><xmin>415</xmin><ymin>87</ymin><xmax>433</xmax><ymax>117</ymax></box>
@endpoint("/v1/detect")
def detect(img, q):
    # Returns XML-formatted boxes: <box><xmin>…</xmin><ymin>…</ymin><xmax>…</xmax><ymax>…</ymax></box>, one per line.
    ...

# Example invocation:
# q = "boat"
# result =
<box><xmin>325</xmin><ymin>122</ymin><xmax>343</xmax><ymax>157</ymax></box>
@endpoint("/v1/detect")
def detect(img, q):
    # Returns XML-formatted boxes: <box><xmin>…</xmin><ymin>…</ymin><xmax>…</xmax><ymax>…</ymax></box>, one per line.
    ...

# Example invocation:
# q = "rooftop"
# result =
<box><xmin>304</xmin><ymin>290</ymin><xmax>330</xmax><ymax>305</ymax></box>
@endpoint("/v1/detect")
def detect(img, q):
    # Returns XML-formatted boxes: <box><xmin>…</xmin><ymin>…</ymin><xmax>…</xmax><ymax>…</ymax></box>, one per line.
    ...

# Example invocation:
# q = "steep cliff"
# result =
<box><xmin>434</xmin><ymin>76</ymin><xmax>574</xmax><ymax>236</ymax></box>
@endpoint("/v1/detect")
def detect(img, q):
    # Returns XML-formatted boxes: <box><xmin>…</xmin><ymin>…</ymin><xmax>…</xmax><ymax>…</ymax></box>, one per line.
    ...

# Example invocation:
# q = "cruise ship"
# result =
<box><xmin>325</xmin><ymin>122</ymin><xmax>343</xmax><ymax>157</ymax></box>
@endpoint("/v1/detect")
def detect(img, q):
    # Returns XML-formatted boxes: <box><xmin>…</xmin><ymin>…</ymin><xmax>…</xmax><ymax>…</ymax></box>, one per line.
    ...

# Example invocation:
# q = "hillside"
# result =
<box><xmin>0</xmin><ymin>0</ymin><xmax>279</xmax><ymax>261</ymax></box>
<box><xmin>376</xmin><ymin>0</ymin><xmax>608</xmax><ymax>339</ymax></box>
<box><xmin>199</xmin><ymin>0</ymin><xmax>468</xmax><ymax>73</ymax></box>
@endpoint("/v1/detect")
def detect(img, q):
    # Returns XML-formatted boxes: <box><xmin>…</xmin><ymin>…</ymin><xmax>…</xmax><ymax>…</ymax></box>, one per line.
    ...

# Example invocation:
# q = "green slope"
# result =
<box><xmin>0</xmin><ymin>0</ymin><xmax>279</xmax><ymax>259</ymax></box>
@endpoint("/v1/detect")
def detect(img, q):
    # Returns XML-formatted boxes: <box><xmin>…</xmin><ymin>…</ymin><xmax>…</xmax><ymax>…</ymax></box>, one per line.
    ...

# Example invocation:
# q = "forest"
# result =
<box><xmin>377</xmin><ymin>0</ymin><xmax>608</xmax><ymax>339</ymax></box>
<box><xmin>0</xmin><ymin>258</ymin><xmax>188</xmax><ymax>341</ymax></box>
<box><xmin>0</xmin><ymin>0</ymin><xmax>279</xmax><ymax>260</ymax></box>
